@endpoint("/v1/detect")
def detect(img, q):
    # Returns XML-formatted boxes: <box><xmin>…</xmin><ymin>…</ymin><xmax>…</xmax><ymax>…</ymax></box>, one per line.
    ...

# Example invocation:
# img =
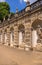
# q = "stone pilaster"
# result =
<box><xmin>0</xmin><ymin>34</ymin><xmax>1</xmax><ymax>43</ymax></box>
<box><xmin>10</xmin><ymin>31</ymin><xmax>14</xmax><ymax>47</ymax></box>
<box><xmin>25</xmin><ymin>23</ymin><xmax>31</xmax><ymax>47</ymax></box>
<box><xmin>14</xmin><ymin>26</ymin><xmax>18</xmax><ymax>46</ymax></box>
<box><xmin>2</xmin><ymin>30</ymin><xmax>5</xmax><ymax>44</ymax></box>
<box><xmin>7</xmin><ymin>28</ymin><xmax>10</xmax><ymax>46</ymax></box>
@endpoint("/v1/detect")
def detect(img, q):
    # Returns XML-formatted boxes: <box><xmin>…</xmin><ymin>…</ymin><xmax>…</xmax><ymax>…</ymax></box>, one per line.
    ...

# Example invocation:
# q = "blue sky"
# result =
<box><xmin>0</xmin><ymin>0</ymin><xmax>36</xmax><ymax>12</ymax></box>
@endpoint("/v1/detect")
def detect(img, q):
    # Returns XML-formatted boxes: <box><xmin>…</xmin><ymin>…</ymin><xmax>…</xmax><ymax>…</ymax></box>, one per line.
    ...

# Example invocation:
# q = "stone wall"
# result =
<box><xmin>0</xmin><ymin>0</ymin><xmax>42</xmax><ymax>50</ymax></box>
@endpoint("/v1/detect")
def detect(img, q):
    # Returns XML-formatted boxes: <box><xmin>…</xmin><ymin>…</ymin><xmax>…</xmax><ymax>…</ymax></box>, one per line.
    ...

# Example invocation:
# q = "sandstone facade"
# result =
<box><xmin>0</xmin><ymin>0</ymin><xmax>42</xmax><ymax>50</ymax></box>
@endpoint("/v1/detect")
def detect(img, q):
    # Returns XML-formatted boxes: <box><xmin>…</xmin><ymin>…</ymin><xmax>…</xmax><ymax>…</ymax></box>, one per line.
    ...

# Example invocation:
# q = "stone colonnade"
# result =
<box><xmin>0</xmin><ymin>26</ymin><xmax>38</xmax><ymax>48</ymax></box>
<box><xmin>0</xmin><ymin>25</ymin><xmax>24</xmax><ymax>47</ymax></box>
<box><xmin>0</xmin><ymin>19</ymin><xmax>42</xmax><ymax>49</ymax></box>
<box><xmin>0</xmin><ymin>24</ymin><xmax>32</xmax><ymax>48</ymax></box>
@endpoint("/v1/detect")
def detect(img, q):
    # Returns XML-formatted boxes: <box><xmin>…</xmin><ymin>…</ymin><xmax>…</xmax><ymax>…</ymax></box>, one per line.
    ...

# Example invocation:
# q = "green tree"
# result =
<box><xmin>0</xmin><ymin>2</ymin><xmax>10</xmax><ymax>21</ymax></box>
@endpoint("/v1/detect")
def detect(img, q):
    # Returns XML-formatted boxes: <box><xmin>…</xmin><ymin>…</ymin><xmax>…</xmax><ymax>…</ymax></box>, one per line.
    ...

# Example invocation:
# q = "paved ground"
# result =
<box><xmin>0</xmin><ymin>44</ymin><xmax>42</xmax><ymax>65</ymax></box>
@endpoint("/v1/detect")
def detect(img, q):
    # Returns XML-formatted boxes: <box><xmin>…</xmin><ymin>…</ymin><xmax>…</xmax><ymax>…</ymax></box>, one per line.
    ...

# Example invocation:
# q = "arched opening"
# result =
<box><xmin>32</xmin><ymin>19</ymin><xmax>42</xmax><ymax>47</ymax></box>
<box><xmin>10</xmin><ymin>27</ymin><xmax>14</xmax><ymax>46</ymax></box>
<box><xmin>4</xmin><ymin>29</ymin><xmax>7</xmax><ymax>44</ymax></box>
<box><xmin>18</xmin><ymin>24</ymin><xmax>25</xmax><ymax>45</ymax></box>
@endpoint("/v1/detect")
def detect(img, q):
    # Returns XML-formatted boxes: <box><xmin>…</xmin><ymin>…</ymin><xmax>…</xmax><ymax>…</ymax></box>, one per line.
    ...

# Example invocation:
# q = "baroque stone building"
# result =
<box><xmin>0</xmin><ymin>0</ymin><xmax>42</xmax><ymax>50</ymax></box>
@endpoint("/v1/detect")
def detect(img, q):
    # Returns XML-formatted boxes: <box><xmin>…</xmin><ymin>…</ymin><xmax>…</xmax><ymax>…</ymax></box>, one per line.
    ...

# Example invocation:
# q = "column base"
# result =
<box><xmin>18</xmin><ymin>44</ymin><xmax>30</xmax><ymax>51</ymax></box>
<box><xmin>25</xmin><ymin>45</ymin><xmax>30</xmax><ymax>51</ymax></box>
<box><xmin>4</xmin><ymin>43</ymin><xmax>8</xmax><ymax>46</ymax></box>
<box><xmin>10</xmin><ymin>44</ymin><xmax>14</xmax><ymax>47</ymax></box>
<box><xmin>33</xmin><ymin>47</ymin><xmax>36</xmax><ymax>51</ymax></box>
<box><xmin>18</xmin><ymin>47</ymin><xmax>24</xmax><ymax>50</ymax></box>
<box><xmin>36</xmin><ymin>43</ymin><xmax>42</xmax><ymax>51</ymax></box>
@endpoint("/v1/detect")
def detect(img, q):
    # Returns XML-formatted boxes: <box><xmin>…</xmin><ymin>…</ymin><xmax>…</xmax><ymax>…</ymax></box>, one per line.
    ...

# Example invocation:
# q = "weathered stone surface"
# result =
<box><xmin>0</xmin><ymin>0</ymin><xmax>42</xmax><ymax>50</ymax></box>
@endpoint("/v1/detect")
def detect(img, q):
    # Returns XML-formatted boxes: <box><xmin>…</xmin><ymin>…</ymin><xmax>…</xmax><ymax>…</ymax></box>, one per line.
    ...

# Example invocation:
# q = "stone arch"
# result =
<box><xmin>10</xmin><ymin>27</ymin><xmax>14</xmax><ymax>46</ymax></box>
<box><xmin>4</xmin><ymin>29</ymin><xmax>7</xmax><ymax>33</ymax></box>
<box><xmin>18</xmin><ymin>24</ymin><xmax>25</xmax><ymax>45</ymax></box>
<box><xmin>32</xmin><ymin>19</ymin><xmax>42</xmax><ymax>30</ymax></box>
<box><xmin>10</xmin><ymin>27</ymin><xmax>14</xmax><ymax>32</ymax></box>
<box><xmin>18</xmin><ymin>24</ymin><xmax>25</xmax><ymax>33</ymax></box>
<box><xmin>31</xmin><ymin>19</ymin><xmax>42</xmax><ymax>47</ymax></box>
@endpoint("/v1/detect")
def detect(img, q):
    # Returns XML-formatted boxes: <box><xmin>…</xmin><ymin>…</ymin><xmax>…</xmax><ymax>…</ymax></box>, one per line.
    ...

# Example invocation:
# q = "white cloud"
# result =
<box><xmin>0</xmin><ymin>0</ymin><xmax>5</xmax><ymax>2</ymax></box>
<box><xmin>24</xmin><ymin>0</ymin><xmax>29</xmax><ymax>2</ymax></box>
<box><xmin>20</xmin><ymin>0</ymin><xmax>29</xmax><ymax>3</ymax></box>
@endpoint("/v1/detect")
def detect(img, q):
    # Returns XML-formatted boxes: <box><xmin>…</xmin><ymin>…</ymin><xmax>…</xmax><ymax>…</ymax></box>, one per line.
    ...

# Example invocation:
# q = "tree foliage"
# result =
<box><xmin>0</xmin><ymin>2</ymin><xmax>10</xmax><ymax>21</ymax></box>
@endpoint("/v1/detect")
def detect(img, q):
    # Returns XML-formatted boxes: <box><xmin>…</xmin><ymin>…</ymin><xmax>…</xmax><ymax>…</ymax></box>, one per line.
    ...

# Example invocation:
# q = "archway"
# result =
<box><xmin>32</xmin><ymin>19</ymin><xmax>42</xmax><ymax>47</ymax></box>
<box><xmin>10</xmin><ymin>27</ymin><xmax>14</xmax><ymax>46</ymax></box>
<box><xmin>18</xmin><ymin>24</ymin><xmax>25</xmax><ymax>45</ymax></box>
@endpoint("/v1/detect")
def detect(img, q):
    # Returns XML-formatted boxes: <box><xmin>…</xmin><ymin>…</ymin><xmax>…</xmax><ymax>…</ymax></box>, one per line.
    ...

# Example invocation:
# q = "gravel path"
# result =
<box><xmin>0</xmin><ymin>44</ymin><xmax>42</xmax><ymax>65</ymax></box>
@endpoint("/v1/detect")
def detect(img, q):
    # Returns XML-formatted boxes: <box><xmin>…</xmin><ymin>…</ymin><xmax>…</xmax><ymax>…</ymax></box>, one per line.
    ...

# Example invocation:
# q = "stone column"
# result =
<box><xmin>19</xmin><ymin>32</ymin><xmax>23</xmax><ymax>45</ymax></box>
<box><xmin>14</xmin><ymin>26</ymin><xmax>18</xmax><ymax>46</ymax></box>
<box><xmin>7</xmin><ymin>29</ymin><xmax>10</xmax><ymax>46</ymax></box>
<box><xmin>25</xmin><ymin>23</ymin><xmax>31</xmax><ymax>46</ymax></box>
<box><xmin>0</xmin><ymin>34</ymin><xmax>3</xmax><ymax>44</ymax></box>
<box><xmin>32</xmin><ymin>30</ymin><xmax>38</xmax><ymax>47</ymax></box>
<box><xmin>25</xmin><ymin>23</ymin><xmax>31</xmax><ymax>51</ymax></box>
<box><xmin>2</xmin><ymin>30</ymin><xmax>5</xmax><ymax>44</ymax></box>
<box><xmin>10</xmin><ymin>32</ymin><xmax>14</xmax><ymax>47</ymax></box>
<box><xmin>0</xmin><ymin>34</ymin><xmax>1</xmax><ymax>44</ymax></box>
<box><xmin>4</xmin><ymin>33</ymin><xmax>7</xmax><ymax>45</ymax></box>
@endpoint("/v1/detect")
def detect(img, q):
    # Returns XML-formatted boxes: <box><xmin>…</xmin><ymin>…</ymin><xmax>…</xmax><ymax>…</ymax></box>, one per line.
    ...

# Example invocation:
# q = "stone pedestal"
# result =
<box><xmin>36</xmin><ymin>43</ymin><xmax>42</xmax><ymax>51</ymax></box>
